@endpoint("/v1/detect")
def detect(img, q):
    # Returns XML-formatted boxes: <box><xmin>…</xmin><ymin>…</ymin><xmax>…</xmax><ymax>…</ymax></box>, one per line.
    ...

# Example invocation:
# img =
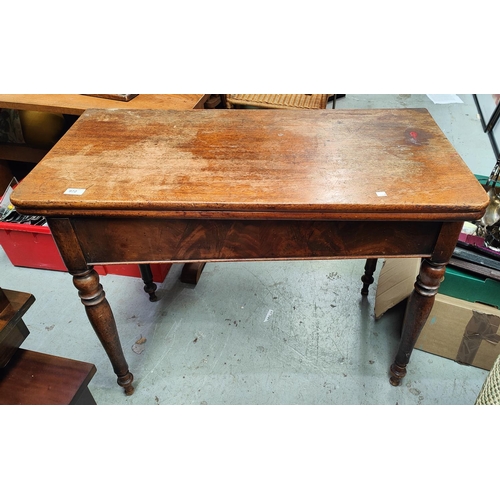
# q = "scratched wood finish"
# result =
<box><xmin>70</xmin><ymin>218</ymin><xmax>443</xmax><ymax>263</ymax></box>
<box><xmin>12</xmin><ymin>108</ymin><xmax>489</xmax><ymax>220</ymax></box>
<box><xmin>0</xmin><ymin>94</ymin><xmax>208</xmax><ymax>115</ymax></box>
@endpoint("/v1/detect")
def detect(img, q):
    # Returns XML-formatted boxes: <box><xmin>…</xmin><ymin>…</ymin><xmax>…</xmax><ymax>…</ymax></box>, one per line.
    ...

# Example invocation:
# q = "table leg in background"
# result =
<box><xmin>361</xmin><ymin>258</ymin><xmax>378</xmax><ymax>295</ymax></box>
<box><xmin>138</xmin><ymin>264</ymin><xmax>158</xmax><ymax>302</ymax></box>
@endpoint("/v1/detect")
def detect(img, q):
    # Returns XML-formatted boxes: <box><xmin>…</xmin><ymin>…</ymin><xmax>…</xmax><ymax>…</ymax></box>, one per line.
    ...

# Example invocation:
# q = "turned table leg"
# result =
<box><xmin>361</xmin><ymin>258</ymin><xmax>378</xmax><ymax>295</ymax></box>
<box><xmin>389</xmin><ymin>222</ymin><xmax>463</xmax><ymax>386</ymax></box>
<box><xmin>389</xmin><ymin>259</ymin><xmax>446</xmax><ymax>385</ymax></box>
<box><xmin>72</xmin><ymin>267</ymin><xmax>134</xmax><ymax>395</ymax></box>
<box><xmin>47</xmin><ymin>218</ymin><xmax>135</xmax><ymax>395</ymax></box>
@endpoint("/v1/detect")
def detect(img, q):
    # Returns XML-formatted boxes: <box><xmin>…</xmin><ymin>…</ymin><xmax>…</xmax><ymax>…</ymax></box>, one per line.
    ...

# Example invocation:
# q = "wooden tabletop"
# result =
<box><xmin>0</xmin><ymin>94</ymin><xmax>208</xmax><ymax>115</ymax></box>
<box><xmin>12</xmin><ymin>108</ymin><xmax>489</xmax><ymax>221</ymax></box>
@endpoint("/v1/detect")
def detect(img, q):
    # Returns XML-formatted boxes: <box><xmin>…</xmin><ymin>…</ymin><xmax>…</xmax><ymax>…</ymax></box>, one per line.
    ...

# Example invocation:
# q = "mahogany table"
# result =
<box><xmin>11</xmin><ymin>108</ymin><xmax>489</xmax><ymax>396</ymax></box>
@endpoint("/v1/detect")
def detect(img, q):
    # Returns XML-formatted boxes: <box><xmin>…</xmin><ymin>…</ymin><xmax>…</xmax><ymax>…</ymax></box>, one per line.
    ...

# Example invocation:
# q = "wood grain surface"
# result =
<box><xmin>12</xmin><ymin>108</ymin><xmax>488</xmax><ymax>221</ymax></box>
<box><xmin>0</xmin><ymin>348</ymin><xmax>96</xmax><ymax>405</ymax></box>
<box><xmin>70</xmin><ymin>218</ymin><xmax>444</xmax><ymax>263</ymax></box>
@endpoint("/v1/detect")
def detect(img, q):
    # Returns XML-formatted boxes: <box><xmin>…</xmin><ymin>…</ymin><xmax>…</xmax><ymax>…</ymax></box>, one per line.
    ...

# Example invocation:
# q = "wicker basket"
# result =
<box><xmin>225</xmin><ymin>94</ymin><xmax>331</xmax><ymax>110</ymax></box>
<box><xmin>475</xmin><ymin>354</ymin><xmax>500</xmax><ymax>404</ymax></box>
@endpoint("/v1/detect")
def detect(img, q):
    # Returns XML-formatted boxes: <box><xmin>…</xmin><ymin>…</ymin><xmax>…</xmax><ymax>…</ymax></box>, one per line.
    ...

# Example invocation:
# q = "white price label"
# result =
<box><xmin>64</xmin><ymin>188</ymin><xmax>86</xmax><ymax>195</ymax></box>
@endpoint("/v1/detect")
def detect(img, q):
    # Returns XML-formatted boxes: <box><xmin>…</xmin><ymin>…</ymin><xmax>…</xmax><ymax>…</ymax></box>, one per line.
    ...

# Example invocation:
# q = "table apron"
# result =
<box><xmin>66</xmin><ymin>217</ymin><xmax>444</xmax><ymax>264</ymax></box>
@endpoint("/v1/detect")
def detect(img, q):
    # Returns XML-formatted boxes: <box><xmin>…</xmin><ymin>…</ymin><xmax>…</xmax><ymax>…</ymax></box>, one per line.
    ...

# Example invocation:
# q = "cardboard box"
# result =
<box><xmin>375</xmin><ymin>258</ymin><xmax>500</xmax><ymax>371</ymax></box>
<box><xmin>374</xmin><ymin>258</ymin><xmax>420</xmax><ymax>319</ymax></box>
<box><xmin>415</xmin><ymin>294</ymin><xmax>500</xmax><ymax>371</ymax></box>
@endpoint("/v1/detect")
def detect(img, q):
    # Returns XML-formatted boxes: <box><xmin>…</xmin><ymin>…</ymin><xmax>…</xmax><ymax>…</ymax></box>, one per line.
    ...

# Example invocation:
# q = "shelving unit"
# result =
<box><xmin>0</xmin><ymin>287</ymin><xmax>97</xmax><ymax>405</ymax></box>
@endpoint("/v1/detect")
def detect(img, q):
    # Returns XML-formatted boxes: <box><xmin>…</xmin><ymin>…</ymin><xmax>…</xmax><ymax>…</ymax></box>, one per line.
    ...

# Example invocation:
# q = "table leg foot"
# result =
<box><xmin>361</xmin><ymin>258</ymin><xmax>378</xmax><ymax>295</ymax></box>
<box><xmin>389</xmin><ymin>362</ymin><xmax>407</xmax><ymax>386</ymax></box>
<box><xmin>144</xmin><ymin>284</ymin><xmax>158</xmax><ymax>302</ymax></box>
<box><xmin>139</xmin><ymin>264</ymin><xmax>158</xmax><ymax>302</ymax></box>
<box><xmin>118</xmin><ymin>371</ymin><xmax>135</xmax><ymax>395</ymax></box>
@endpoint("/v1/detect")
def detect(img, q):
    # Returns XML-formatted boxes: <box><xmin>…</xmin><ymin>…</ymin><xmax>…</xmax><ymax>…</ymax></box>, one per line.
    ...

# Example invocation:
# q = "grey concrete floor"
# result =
<box><xmin>1</xmin><ymin>94</ymin><xmax>495</xmax><ymax>405</ymax></box>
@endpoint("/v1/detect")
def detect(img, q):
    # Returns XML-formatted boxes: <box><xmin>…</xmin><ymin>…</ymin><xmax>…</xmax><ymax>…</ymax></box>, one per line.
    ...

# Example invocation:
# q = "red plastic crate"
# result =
<box><xmin>0</xmin><ymin>220</ymin><xmax>171</xmax><ymax>282</ymax></box>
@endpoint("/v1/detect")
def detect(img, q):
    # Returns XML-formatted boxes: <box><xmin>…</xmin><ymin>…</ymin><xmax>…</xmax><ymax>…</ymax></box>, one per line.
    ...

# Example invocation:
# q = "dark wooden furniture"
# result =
<box><xmin>11</xmin><ymin>108</ymin><xmax>489</xmax><ymax>396</ymax></box>
<box><xmin>0</xmin><ymin>287</ymin><xmax>97</xmax><ymax>404</ymax></box>
<box><xmin>0</xmin><ymin>288</ymin><xmax>35</xmax><ymax>368</ymax></box>
<box><xmin>0</xmin><ymin>348</ymin><xmax>97</xmax><ymax>405</ymax></box>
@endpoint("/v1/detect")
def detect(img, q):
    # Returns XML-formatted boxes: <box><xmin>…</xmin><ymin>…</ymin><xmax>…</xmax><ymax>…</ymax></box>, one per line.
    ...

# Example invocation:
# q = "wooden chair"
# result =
<box><xmin>224</xmin><ymin>94</ymin><xmax>335</xmax><ymax>110</ymax></box>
